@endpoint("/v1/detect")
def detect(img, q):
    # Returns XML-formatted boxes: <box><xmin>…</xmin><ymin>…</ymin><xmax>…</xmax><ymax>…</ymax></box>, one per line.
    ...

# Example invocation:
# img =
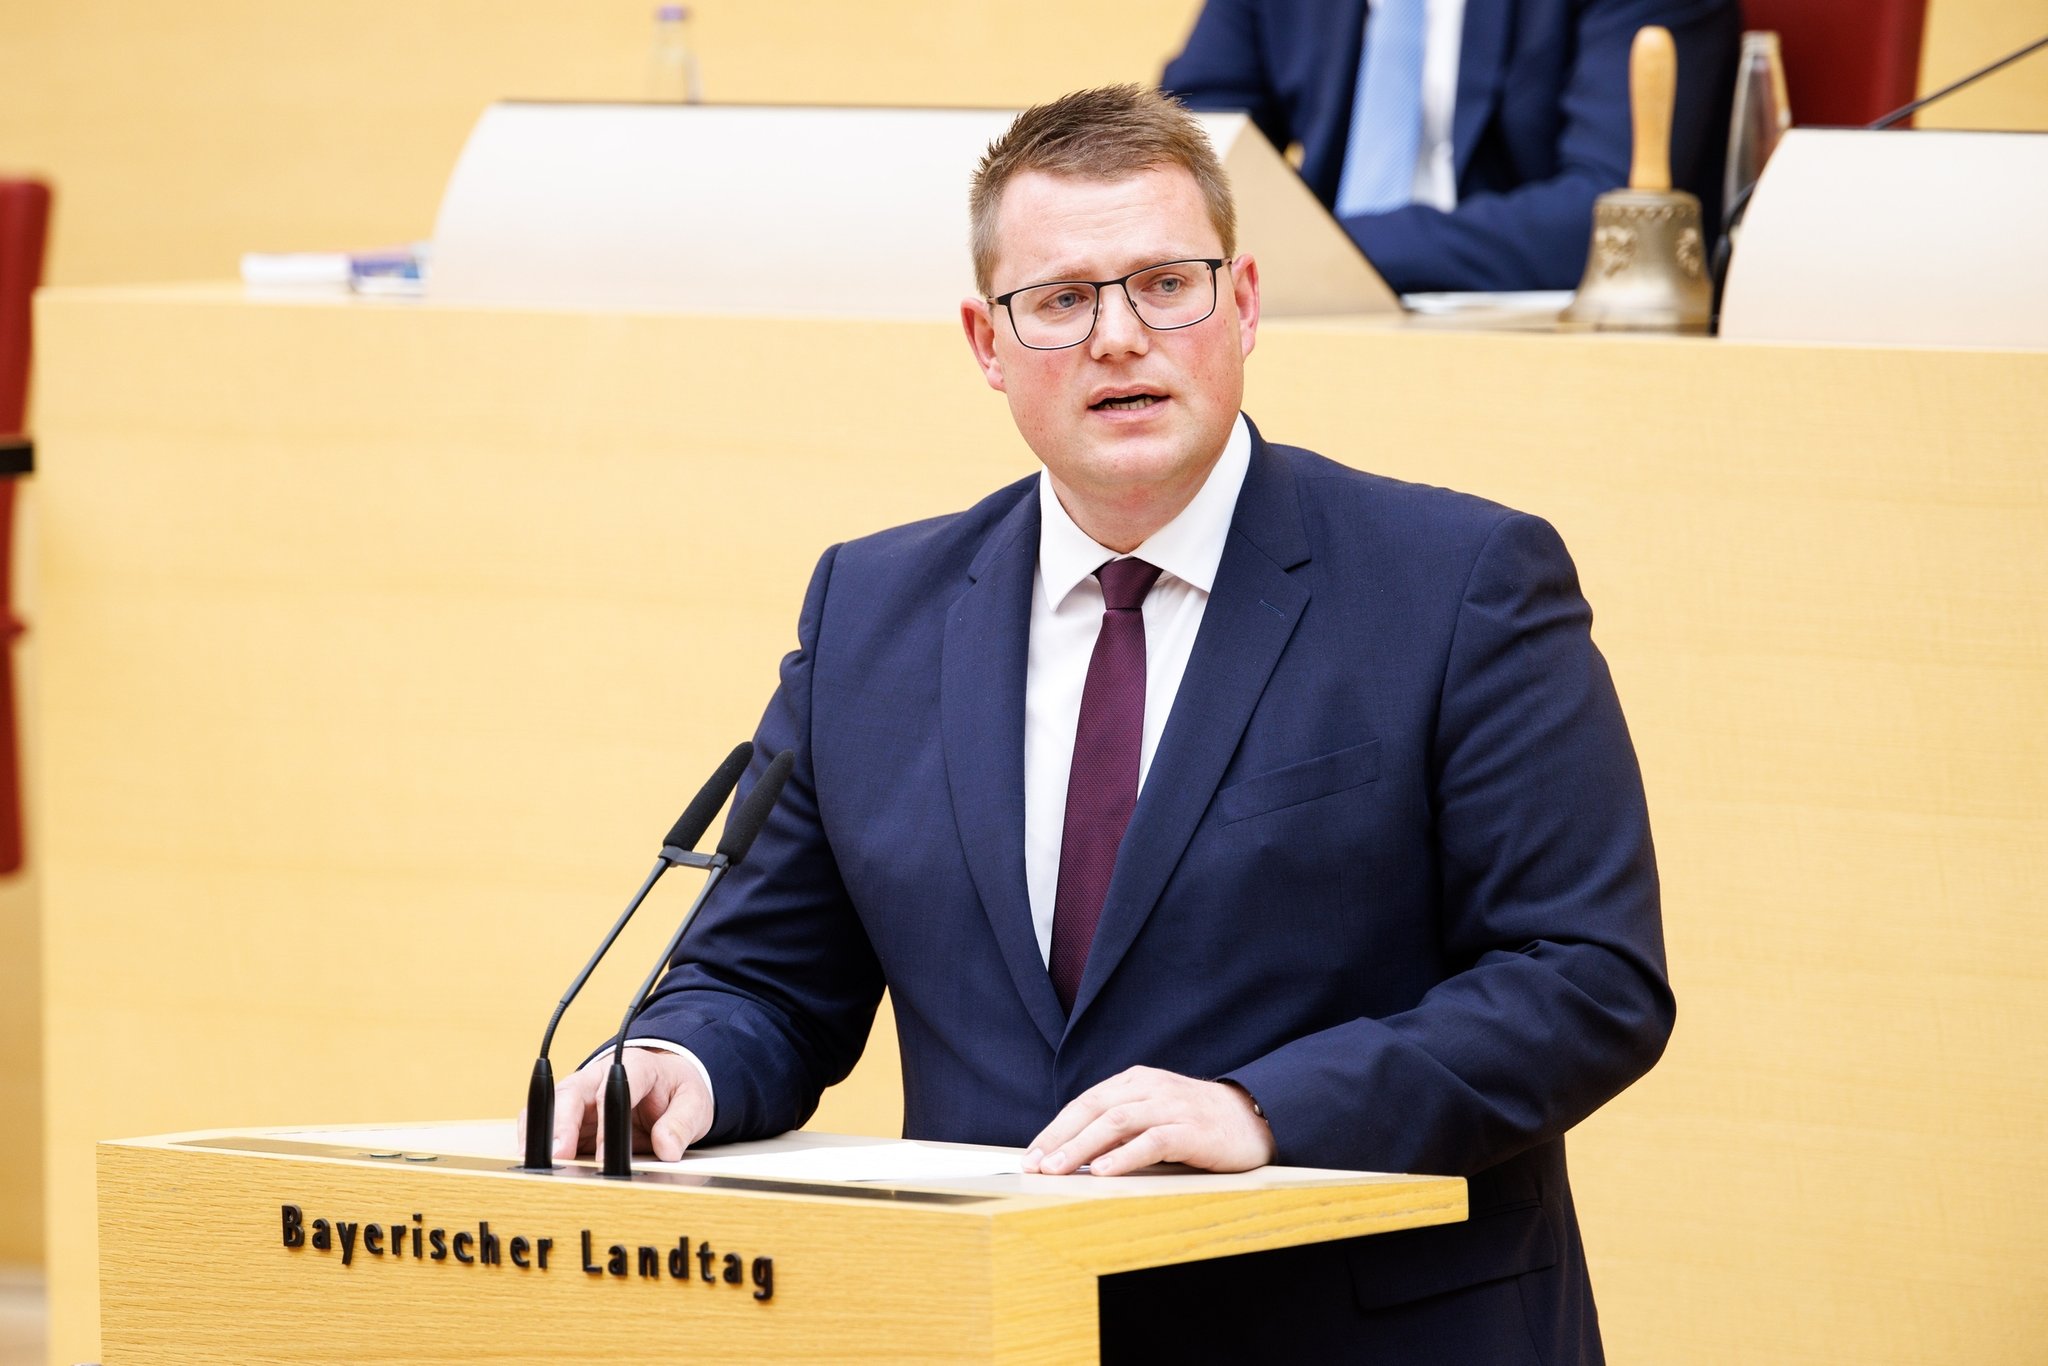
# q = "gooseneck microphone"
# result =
<box><xmin>600</xmin><ymin>749</ymin><xmax>796</xmax><ymax>1180</ymax></box>
<box><xmin>517</xmin><ymin>741</ymin><xmax>754</xmax><ymax>1172</ymax></box>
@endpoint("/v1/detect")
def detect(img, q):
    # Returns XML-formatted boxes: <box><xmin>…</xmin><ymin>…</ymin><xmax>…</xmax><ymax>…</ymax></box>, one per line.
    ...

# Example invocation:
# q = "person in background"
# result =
<box><xmin>1163</xmin><ymin>0</ymin><xmax>1741</xmax><ymax>293</ymax></box>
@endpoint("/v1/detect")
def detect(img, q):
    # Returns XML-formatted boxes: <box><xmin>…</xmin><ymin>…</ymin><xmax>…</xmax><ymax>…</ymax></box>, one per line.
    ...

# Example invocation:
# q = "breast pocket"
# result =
<box><xmin>1215</xmin><ymin>740</ymin><xmax>1381</xmax><ymax>824</ymax></box>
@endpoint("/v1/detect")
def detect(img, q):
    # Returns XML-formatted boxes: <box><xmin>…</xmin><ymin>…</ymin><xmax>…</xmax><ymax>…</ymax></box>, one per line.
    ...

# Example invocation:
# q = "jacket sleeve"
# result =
<box><xmin>1226</xmin><ymin>512</ymin><xmax>1673</xmax><ymax>1176</ymax></box>
<box><xmin>624</xmin><ymin>544</ymin><xmax>888</xmax><ymax>1145</ymax></box>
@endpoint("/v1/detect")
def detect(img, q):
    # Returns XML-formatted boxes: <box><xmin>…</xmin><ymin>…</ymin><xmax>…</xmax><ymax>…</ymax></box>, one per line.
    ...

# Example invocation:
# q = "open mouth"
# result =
<box><xmin>1090</xmin><ymin>392</ymin><xmax>1167</xmax><ymax>412</ymax></box>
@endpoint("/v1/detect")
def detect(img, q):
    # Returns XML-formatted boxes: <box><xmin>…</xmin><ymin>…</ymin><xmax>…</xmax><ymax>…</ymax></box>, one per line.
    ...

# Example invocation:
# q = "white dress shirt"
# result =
<box><xmin>633</xmin><ymin>415</ymin><xmax>1255</xmax><ymax>1114</ymax></box>
<box><xmin>1023</xmin><ymin>414</ymin><xmax>1251</xmax><ymax>962</ymax></box>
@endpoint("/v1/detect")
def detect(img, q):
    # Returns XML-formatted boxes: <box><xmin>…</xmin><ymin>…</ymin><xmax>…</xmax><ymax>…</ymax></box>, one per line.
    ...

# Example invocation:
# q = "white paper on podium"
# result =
<box><xmin>286</xmin><ymin>1121</ymin><xmax>521</xmax><ymax>1159</ymax></box>
<box><xmin>262</xmin><ymin>1122</ymin><xmax>1406</xmax><ymax>1194</ymax></box>
<box><xmin>656</xmin><ymin>1141</ymin><xmax>1023</xmax><ymax>1182</ymax></box>
<box><xmin>277</xmin><ymin>1123</ymin><xmax>1016</xmax><ymax>1181</ymax></box>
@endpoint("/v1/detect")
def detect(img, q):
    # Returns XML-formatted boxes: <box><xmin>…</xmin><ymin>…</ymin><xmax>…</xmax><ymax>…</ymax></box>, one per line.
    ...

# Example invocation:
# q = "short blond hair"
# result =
<box><xmin>969</xmin><ymin>84</ymin><xmax>1237</xmax><ymax>296</ymax></box>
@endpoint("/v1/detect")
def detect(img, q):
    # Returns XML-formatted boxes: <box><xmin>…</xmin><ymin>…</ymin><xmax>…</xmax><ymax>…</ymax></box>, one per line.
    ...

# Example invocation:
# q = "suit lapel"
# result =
<box><xmin>941</xmin><ymin>489</ymin><xmax>1067</xmax><ymax>1050</ymax></box>
<box><xmin>1066</xmin><ymin>432</ymin><xmax>1312</xmax><ymax>1027</ymax></box>
<box><xmin>1452</xmin><ymin>0</ymin><xmax>1512</xmax><ymax>181</ymax></box>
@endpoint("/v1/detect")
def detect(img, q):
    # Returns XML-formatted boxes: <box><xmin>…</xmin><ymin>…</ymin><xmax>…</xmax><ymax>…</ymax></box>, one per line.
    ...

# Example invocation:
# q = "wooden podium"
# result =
<box><xmin>97</xmin><ymin>1124</ymin><xmax>1464</xmax><ymax>1364</ymax></box>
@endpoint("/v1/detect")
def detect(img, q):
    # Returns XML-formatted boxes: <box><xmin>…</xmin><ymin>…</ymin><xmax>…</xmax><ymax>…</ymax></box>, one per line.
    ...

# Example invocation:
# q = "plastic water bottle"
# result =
<box><xmin>647</xmin><ymin>5</ymin><xmax>703</xmax><ymax>103</ymax></box>
<box><xmin>1724</xmin><ymin>32</ymin><xmax>1790</xmax><ymax>218</ymax></box>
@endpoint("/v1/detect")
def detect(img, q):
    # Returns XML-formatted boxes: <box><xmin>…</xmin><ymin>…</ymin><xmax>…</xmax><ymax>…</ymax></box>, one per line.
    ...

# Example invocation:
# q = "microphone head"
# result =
<box><xmin>663</xmin><ymin>742</ymin><xmax>755</xmax><ymax>852</ymax></box>
<box><xmin>716</xmin><ymin>750</ymin><xmax>795</xmax><ymax>865</ymax></box>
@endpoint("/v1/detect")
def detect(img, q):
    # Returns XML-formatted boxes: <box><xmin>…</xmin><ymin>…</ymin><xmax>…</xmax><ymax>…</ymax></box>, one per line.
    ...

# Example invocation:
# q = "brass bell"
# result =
<box><xmin>1560</xmin><ymin>26</ymin><xmax>1712</xmax><ymax>332</ymax></box>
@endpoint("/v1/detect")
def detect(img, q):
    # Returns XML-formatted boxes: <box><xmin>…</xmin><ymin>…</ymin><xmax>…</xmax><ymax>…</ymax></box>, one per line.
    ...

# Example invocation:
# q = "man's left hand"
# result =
<box><xmin>1023</xmin><ymin>1066</ymin><xmax>1276</xmax><ymax>1176</ymax></box>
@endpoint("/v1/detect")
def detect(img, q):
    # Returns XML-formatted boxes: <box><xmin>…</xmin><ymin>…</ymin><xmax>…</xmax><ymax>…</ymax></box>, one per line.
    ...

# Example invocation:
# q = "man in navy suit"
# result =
<box><xmin>545</xmin><ymin>85</ymin><xmax>1671</xmax><ymax>1362</ymax></box>
<box><xmin>1163</xmin><ymin>0</ymin><xmax>1742</xmax><ymax>292</ymax></box>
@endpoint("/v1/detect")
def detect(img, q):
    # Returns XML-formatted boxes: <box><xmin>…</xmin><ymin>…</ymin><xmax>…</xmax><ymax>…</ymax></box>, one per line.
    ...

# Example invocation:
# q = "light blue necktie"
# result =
<box><xmin>1333</xmin><ymin>0</ymin><xmax>1429</xmax><ymax>217</ymax></box>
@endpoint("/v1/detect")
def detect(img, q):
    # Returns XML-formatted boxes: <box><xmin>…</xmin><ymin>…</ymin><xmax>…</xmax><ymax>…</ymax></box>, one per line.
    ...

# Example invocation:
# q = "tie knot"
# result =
<box><xmin>1095</xmin><ymin>557</ymin><xmax>1162</xmax><ymax>612</ymax></box>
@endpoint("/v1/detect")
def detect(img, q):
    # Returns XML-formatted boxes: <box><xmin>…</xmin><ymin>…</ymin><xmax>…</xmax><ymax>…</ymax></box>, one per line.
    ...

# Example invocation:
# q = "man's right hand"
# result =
<box><xmin>521</xmin><ymin>1048</ymin><xmax>713</xmax><ymax>1164</ymax></box>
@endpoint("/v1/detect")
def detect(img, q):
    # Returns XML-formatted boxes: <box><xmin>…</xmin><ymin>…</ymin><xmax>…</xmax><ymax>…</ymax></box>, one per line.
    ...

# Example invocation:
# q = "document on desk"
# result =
<box><xmin>275</xmin><ymin>1124</ymin><xmax>1023</xmax><ymax>1182</ymax></box>
<box><xmin>285</xmin><ymin>1121</ymin><xmax>520</xmax><ymax>1159</ymax></box>
<box><xmin>660</xmin><ymin>1141</ymin><xmax>1023</xmax><ymax>1183</ymax></box>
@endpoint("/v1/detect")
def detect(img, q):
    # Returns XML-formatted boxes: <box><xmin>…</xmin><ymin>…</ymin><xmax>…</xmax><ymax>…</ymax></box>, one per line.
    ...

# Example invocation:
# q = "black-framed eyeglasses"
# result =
<box><xmin>989</xmin><ymin>258</ymin><xmax>1230</xmax><ymax>350</ymax></box>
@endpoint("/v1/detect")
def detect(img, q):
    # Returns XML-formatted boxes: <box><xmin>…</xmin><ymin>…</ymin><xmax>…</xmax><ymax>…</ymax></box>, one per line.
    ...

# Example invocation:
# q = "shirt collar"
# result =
<box><xmin>1037</xmin><ymin>412</ymin><xmax>1252</xmax><ymax>609</ymax></box>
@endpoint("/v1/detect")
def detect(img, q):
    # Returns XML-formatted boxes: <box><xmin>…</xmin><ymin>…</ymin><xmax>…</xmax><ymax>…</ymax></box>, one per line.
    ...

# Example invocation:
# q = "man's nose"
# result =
<box><xmin>1089</xmin><ymin>285</ymin><xmax>1151</xmax><ymax>357</ymax></box>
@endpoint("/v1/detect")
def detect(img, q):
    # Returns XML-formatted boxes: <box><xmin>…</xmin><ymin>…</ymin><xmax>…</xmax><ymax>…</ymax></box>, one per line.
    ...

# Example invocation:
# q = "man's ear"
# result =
<box><xmin>1231</xmin><ymin>253</ymin><xmax>1262</xmax><ymax>360</ymax></box>
<box><xmin>961</xmin><ymin>297</ymin><xmax>1006</xmax><ymax>392</ymax></box>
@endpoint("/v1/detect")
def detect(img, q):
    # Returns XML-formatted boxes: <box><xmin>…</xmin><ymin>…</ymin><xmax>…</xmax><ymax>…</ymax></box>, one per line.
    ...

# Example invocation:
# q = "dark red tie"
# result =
<box><xmin>1049</xmin><ymin>557</ymin><xmax>1163</xmax><ymax>1014</ymax></box>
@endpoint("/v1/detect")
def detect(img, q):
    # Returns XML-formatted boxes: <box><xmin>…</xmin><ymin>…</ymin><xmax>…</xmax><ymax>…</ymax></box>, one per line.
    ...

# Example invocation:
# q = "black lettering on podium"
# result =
<box><xmin>510</xmin><ymin>1236</ymin><xmax>530</xmax><ymax>1269</ymax></box>
<box><xmin>311</xmin><ymin>1219</ymin><xmax>332</xmax><ymax>1252</ymax></box>
<box><xmin>752</xmin><ymin>1257</ymin><xmax>775</xmax><ymax>1302</ymax></box>
<box><xmin>723</xmin><ymin>1253</ymin><xmax>742</xmax><ymax>1285</ymax></box>
<box><xmin>281</xmin><ymin>1205</ymin><xmax>305</xmax><ymax>1249</ymax></box>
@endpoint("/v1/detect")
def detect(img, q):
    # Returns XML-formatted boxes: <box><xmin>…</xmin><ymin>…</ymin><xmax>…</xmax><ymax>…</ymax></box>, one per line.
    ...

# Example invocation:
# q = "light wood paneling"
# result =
<box><xmin>1247</xmin><ymin>325</ymin><xmax>2048</xmax><ymax>1366</ymax></box>
<box><xmin>1917</xmin><ymin>1</ymin><xmax>2048</xmax><ymax>132</ymax></box>
<box><xmin>34</xmin><ymin>285</ymin><xmax>1025</xmax><ymax>1366</ymax></box>
<box><xmin>0</xmin><ymin>871</ymin><xmax>39</xmax><ymax>1268</ymax></box>
<box><xmin>35</xmin><ymin>287</ymin><xmax>2048</xmax><ymax>1365</ymax></box>
<box><xmin>0</xmin><ymin>481</ymin><xmax>41</xmax><ymax>1267</ymax></box>
<box><xmin>4</xmin><ymin>0</ymin><xmax>2038</xmax><ymax>1335</ymax></box>
<box><xmin>0</xmin><ymin>1</ymin><xmax>1205</xmax><ymax>288</ymax></box>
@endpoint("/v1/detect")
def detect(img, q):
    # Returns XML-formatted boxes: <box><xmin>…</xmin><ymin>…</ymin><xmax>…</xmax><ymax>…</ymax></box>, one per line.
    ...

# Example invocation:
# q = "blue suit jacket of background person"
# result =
<box><xmin>632</xmin><ymin>423</ymin><xmax>1672</xmax><ymax>1361</ymax></box>
<box><xmin>1163</xmin><ymin>0</ymin><xmax>1742</xmax><ymax>293</ymax></box>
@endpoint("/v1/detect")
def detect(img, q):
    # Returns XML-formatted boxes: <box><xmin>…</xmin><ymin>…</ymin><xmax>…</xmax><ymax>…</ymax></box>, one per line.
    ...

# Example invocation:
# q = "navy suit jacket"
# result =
<box><xmin>635</xmin><ymin>426</ymin><xmax>1671</xmax><ymax>1361</ymax></box>
<box><xmin>1162</xmin><ymin>0</ymin><xmax>1741</xmax><ymax>292</ymax></box>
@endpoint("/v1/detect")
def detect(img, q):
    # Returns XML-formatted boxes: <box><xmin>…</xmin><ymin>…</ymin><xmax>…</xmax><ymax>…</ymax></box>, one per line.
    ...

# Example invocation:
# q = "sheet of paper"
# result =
<box><xmin>282</xmin><ymin>1122</ymin><xmax>519</xmax><ymax>1159</ymax></box>
<box><xmin>268</xmin><ymin>1126</ymin><xmax>1020</xmax><ymax>1183</ymax></box>
<box><xmin>1399</xmin><ymin>289</ymin><xmax>1574</xmax><ymax>315</ymax></box>
<box><xmin>236</xmin><ymin>1124</ymin><xmax>1408</xmax><ymax>1196</ymax></box>
<box><xmin>657</xmin><ymin>1141</ymin><xmax>1023</xmax><ymax>1183</ymax></box>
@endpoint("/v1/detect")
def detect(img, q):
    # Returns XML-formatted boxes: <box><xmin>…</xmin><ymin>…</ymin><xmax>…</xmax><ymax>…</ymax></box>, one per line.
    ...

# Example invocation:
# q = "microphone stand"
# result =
<box><xmin>600</xmin><ymin>850</ymin><xmax>733</xmax><ymax>1180</ymax></box>
<box><xmin>598</xmin><ymin>750</ymin><xmax>795</xmax><ymax>1181</ymax></box>
<box><xmin>516</xmin><ymin>741</ymin><xmax>753</xmax><ymax>1172</ymax></box>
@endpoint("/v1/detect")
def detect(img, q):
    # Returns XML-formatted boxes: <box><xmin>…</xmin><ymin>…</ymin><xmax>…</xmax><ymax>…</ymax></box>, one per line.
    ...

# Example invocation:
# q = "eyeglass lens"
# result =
<box><xmin>1007</xmin><ymin>260</ymin><xmax>1219</xmax><ymax>349</ymax></box>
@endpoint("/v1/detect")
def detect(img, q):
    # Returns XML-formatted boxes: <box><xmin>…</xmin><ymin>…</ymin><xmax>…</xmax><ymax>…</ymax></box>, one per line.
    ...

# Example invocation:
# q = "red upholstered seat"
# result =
<box><xmin>1742</xmin><ymin>0</ymin><xmax>1929</xmax><ymax>127</ymax></box>
<box><xmin>0</xmin><ymin>178</ymin><xmax>52</xmax><ymax>874</ymax></box>
<box><xmin>0</xmin><ymin>181</ymin><xmax>46</xmax><ymax>430</ymax></box>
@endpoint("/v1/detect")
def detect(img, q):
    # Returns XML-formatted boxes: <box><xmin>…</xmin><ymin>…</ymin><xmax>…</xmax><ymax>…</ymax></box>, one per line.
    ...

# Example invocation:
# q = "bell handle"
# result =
<box><xmin>1629</xmin><ymin>26</ymin><xmax>1677</xmax><ymax>193</ymax></box>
